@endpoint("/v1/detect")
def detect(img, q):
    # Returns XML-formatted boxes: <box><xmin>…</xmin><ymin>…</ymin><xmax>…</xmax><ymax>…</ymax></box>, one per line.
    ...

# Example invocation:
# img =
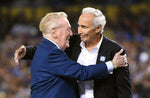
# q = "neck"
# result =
<box><xmin>85</xmin><ymin>35</ymin><xmax>101</xmax><ymax>52</ymax></box>
<box><xmin>44</xmin><ymin>35</ymin><xmax>53</xmax><ymax>41</ymax></box>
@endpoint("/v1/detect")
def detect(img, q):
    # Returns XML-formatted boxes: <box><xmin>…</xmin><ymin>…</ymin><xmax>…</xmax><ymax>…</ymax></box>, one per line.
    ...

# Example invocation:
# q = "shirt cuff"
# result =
<box><xmin>106</xmin><ymin>61</ymin><xmax>113</xmax><ymax>74</ymax></box>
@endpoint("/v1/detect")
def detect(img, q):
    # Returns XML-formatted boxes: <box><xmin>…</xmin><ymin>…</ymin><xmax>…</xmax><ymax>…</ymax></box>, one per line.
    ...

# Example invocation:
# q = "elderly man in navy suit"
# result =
<box><xmin>14</xmin><ymin>11</ymin><xmax>127</xmax><ymax>98</ymax></box>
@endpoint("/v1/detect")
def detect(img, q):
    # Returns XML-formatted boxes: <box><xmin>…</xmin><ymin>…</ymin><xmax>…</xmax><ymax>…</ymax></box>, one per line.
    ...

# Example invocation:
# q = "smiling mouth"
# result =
<box><xmin>80</xmin><ymin>34</ymin><xmax>88</xmax><ymax>38</ymax></box>
<box><xmin>66</xmin><ymin>38</ymin><xmax>70</xmax><ymax>43</ymax></box>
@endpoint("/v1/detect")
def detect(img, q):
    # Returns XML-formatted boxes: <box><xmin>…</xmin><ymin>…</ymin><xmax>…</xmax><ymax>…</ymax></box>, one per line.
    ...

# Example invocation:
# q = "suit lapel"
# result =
<box><xmin>68</xmin><ymin>35</ymin><xmax>82</xmax><ymax>61</ymax></box>
<box><xmin>72</xmin><ymin>42</ymin><xmax>81</xmax><ymax>61</ymax></box>
<box><xmin>96</xmin><ymin>37</ymin><xmax>108</xmax><ymax>64</ymax></box>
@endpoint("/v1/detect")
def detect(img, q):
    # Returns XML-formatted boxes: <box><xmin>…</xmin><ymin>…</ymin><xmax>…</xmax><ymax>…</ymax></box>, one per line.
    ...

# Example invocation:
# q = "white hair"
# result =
<box><xmin>82</xmin><ymin>7</ymin><xmax>106</xmax><ymax>33</ymax></box>
<box><xmin>39</xmin><ymin>12</ymin><xmax>67</xmax><ymax>37</ymax></box>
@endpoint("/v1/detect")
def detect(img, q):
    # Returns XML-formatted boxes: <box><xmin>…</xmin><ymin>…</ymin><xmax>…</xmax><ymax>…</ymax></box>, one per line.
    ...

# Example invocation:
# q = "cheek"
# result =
<box><xmin>61</xmin><ymin>35</ymin><xmax>67</xmax><ymax>44</ymax></box>
<box><xmin>85</xmin><ymin>28</ymin><xmax>93</xmax><ymax>36</ymax></box>
<box><xmin>58</xmin><ymin>36</ymin><xmax>65</xmax><ymax>44</ymax></box>
<box><xmin>84</xmin><ymin>31</ymin><xmax>93</xmax><ymax>40</ymax></box>
<box><xmin>84</xmin><ymin>30</ymin><xmax>90</xmax><ymax>37</ymax></box>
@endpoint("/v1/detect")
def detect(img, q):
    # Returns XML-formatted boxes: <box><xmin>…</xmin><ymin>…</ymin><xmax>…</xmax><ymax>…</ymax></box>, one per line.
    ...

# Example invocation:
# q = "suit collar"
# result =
<box><xmin>44</xmin><ymin>37</ymin><xmax>60</xmax><ymax>49</ymax></box>
<box><xmin>42</xmin><ymin>38</ymin><xmax>59</xmax><ymax>49</ymax></box>
<box><xmin>96</xmin><ymin>36</ymin><xmax>109</xmax><ymax>63</ymax></box>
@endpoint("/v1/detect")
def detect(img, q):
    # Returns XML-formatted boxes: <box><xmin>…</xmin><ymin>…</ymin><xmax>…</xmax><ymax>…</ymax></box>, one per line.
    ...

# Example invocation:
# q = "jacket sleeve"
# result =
<box><xmin>115</xmin><ymin>65</ymin><xmax>132</xmax><ymax>98</ymax></box>
<box><xmin>45</xmin><ymin>48</ymin><xmax>108</xmax><ymax>81</ymax></box>
<box><xmin>113</xmin><ymin>47</ymin><xmax>132</xmax><ymax>98</ymax></box>
<box><xmin>22</xmin><ymin>45</ymin><xmax>37</xmax><ymax>59</ymax></box>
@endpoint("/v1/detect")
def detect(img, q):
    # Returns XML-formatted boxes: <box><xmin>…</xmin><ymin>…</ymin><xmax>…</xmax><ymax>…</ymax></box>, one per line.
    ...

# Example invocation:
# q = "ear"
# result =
<box><xmin>50</xmin><ymin>28</ymin><xmax>57</xmax><ymax>38</ymax></box>
<box><xmin>95</xmin><ymin>25</ymin><xmax>102</xmax><ymax>33</ymax></box>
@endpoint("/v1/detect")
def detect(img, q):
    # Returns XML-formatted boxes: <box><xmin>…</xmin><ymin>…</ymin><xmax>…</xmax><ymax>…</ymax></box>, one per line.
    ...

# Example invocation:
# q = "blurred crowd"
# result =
<box><xmin>0</xmin><ymin>0</ymin><xmax>150</xmax><ymax>98</ymax></box>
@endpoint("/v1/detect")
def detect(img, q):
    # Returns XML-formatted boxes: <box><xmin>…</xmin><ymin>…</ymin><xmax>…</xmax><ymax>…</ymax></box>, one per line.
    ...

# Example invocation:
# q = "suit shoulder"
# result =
<box><xmin>104</xmin><ymin>37</ymin><xmax>122</xmax><ymax>48</ymax></box>
<box><xmin>103</xmin><ymin>37</ymin><xmax>126</xmax><ymax>54</ymax></box>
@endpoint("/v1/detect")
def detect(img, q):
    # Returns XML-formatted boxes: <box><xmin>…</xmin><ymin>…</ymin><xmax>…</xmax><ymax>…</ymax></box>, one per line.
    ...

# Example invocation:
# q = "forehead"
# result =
<box><xmin>78</xmin><ymin>14</ymin><xmax>95</xmax><ymax>25</ymax></box>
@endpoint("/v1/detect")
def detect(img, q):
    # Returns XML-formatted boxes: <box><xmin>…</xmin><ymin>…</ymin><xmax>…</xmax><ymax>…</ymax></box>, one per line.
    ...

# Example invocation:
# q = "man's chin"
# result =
<box><xmin>80</xmin><ymin>37</ymin><xmax>84</xmax><ymax>40</ymax></box>
<box><xmin>64</xmin><ymin>44</ymin><xmax>69</xmax><ymax>50</ymax></box>
<box><xmin>81</xmin><ymin>38</ymin><xmax>86</xmax><ymax>41</ymax></box>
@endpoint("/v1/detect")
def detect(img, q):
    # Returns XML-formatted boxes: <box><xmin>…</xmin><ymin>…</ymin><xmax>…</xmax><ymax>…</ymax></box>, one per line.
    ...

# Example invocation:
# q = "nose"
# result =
<box><xmin>70</xmin><ymin>30</ymin><xmax>73</xmax><ymax>36</ymax></box>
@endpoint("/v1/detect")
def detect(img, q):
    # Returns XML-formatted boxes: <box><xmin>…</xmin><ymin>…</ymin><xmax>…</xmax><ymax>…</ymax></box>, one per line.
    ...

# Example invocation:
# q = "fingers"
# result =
<box><xmin>116</xmin><ymin>49</ymin><xmax>123</xmax><ymax>56</ymax></box>
<box><xmin>112</xmin><ymin>49</ymin><xmax>128</xmax><ymax>68</ymax></box>
<box><xmin>14</xmin><ymin>49</ymin><xmax>19</xmax><ymax>65</ymax></box>
<box><xmin>122</xmin><ymin>54</ymin><xmax>128</xmax><ymax>65</ymax></box>
<box><xmin>14</xmin><ymin>45</ymin><xmax>25</xmax><ymax>65</ymax></box>
<box><xmin>118</xmin><ymin>54</ymin><xmax>128</xmax><ymax>67</ymax></box>
<box><xmin>113</xmin><ymin>52</ymin><xmax>128</xmax><ymax>68</ymax></box>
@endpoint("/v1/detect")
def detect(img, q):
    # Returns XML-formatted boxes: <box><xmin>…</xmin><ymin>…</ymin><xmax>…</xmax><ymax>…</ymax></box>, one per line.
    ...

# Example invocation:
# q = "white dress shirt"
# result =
<box><xmin>77</xmin><ymin>35</ymin><xmax>113</xmax><ymax>98</ymax></box>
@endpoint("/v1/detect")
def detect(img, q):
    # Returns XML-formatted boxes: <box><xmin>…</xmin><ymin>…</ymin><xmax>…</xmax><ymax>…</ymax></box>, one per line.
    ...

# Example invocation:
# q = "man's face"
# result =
<box><xmin>77</xmin><ymin>14</ymin><xmax>98</xmax><ymax>43</ymax></box>
<box><xmin>56</xmin><ymin>18</ymin><xmax>72</xmax><ymax>51</ymax></box>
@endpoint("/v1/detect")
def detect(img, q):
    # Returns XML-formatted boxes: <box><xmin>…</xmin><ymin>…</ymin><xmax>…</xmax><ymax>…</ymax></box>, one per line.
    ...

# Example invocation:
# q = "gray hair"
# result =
<box><xmin>39</xmin><ymin>12</ymin><xmax>67</xmax><ymax>37</ymax></box>
<box><xmin>82</xmin><ymin>7</ymin><xmax>106</xmax><ymax>33</ymax></box>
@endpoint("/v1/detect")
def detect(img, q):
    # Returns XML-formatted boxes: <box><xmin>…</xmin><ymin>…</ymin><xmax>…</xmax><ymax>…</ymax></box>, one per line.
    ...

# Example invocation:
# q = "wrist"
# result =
<box><xmin>112</xmin><ymin>61</ymin><xmax>117</xmax><ymax>69</ymax></box>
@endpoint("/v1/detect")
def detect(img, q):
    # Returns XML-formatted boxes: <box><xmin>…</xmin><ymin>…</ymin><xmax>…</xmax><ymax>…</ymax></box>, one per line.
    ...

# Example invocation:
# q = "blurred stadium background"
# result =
<box><xmin>0</xmin><ymin>0</ymin><xmax>150</xmax><ymax>98</ymax></box>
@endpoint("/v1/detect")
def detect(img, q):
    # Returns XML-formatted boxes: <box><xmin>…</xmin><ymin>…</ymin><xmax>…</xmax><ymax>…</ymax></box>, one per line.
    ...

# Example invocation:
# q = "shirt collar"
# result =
<box><xmin>80</xmin><ymin>35</ymin><xmax>103</xmax><ymax>51</ymax></box>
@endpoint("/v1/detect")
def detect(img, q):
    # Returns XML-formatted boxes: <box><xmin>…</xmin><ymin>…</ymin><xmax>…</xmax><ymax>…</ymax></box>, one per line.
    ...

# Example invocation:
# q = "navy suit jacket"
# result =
<box><xmin>31</xmin><ymin>38</ymin><xmax>108</xmax><ymax>98</ymax></box>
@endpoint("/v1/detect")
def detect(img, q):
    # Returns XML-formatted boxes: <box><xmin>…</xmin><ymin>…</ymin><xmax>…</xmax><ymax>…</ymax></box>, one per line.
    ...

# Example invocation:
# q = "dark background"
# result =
<box><xmin>0</xmin><ymin>0</ymin><xmax>150</xmax><ymax>98</ymax></box>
